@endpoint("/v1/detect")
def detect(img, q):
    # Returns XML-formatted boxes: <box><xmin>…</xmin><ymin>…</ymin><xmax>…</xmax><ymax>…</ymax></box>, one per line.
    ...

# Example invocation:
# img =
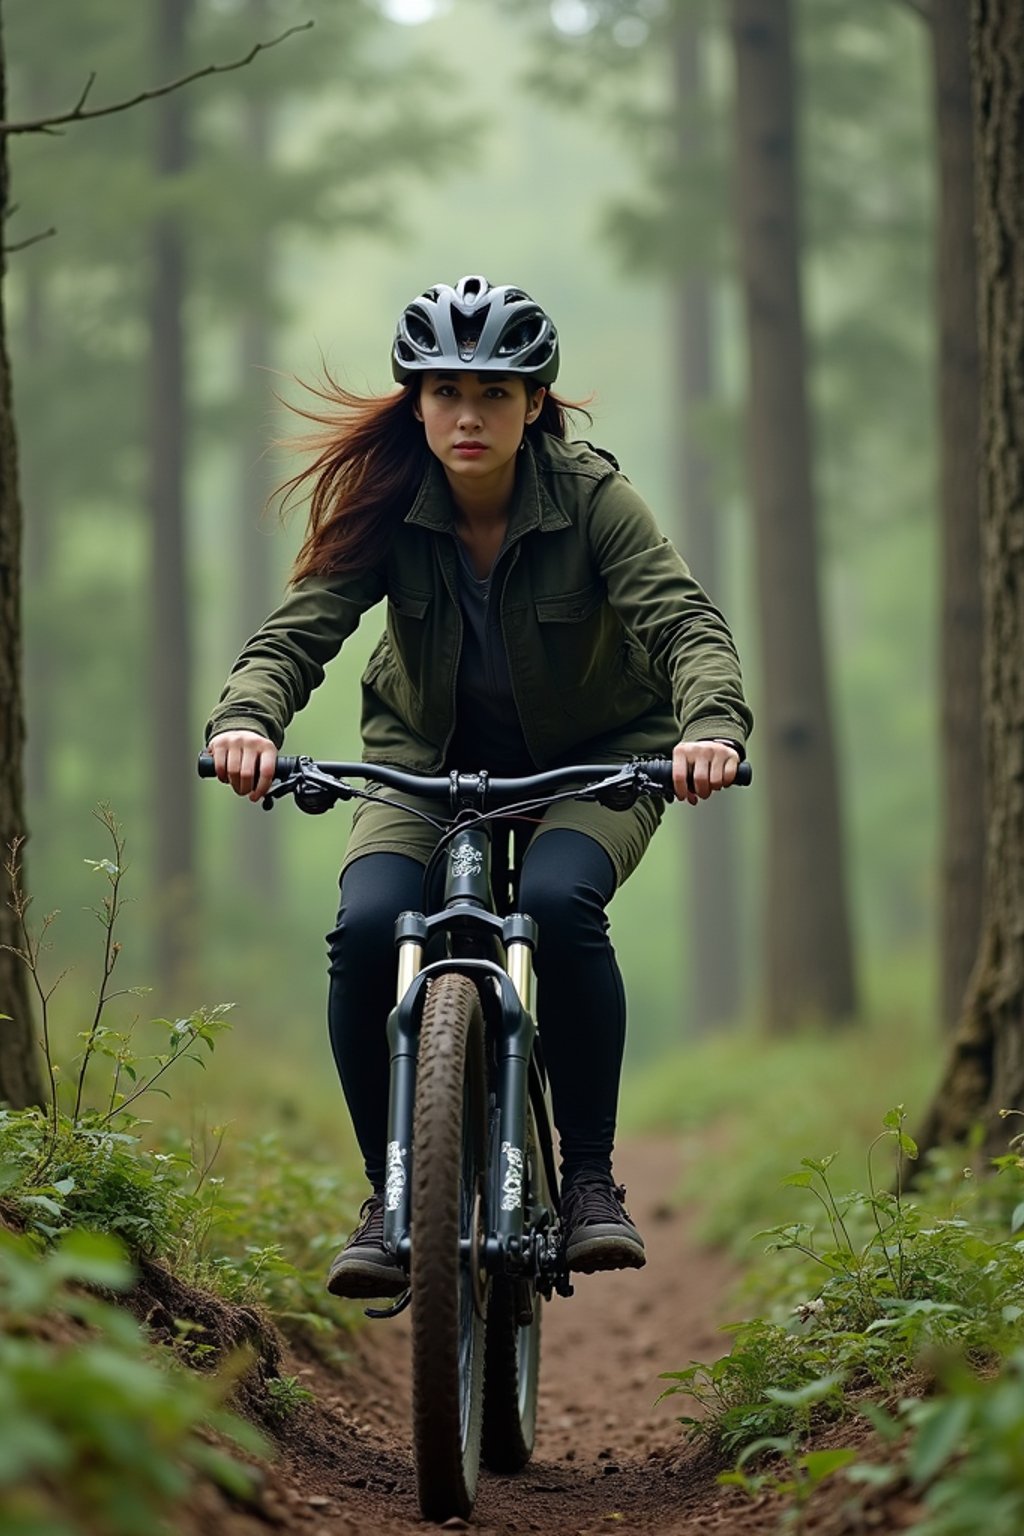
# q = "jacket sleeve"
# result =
<box><xmin>204</xmin><ymin>568</ymin><xmax>386</xmax><ymax>748</ymax></box>
<box><xmin>585</xmin><ymin>474</ymin><xmax>753</xmax><ymax>749</ymax></box>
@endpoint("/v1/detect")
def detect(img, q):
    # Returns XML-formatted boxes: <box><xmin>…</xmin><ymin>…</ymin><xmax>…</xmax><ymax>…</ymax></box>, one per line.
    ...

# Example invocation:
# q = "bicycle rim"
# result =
<box><xmin>410</xmin><ymin>973</ymin><xmax>488</xmax><ymax>1522</ymax></box>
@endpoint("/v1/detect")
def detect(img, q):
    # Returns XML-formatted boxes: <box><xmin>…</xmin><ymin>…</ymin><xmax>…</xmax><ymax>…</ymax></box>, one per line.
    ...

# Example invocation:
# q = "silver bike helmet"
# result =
<box><xmin>392</xmin><ymin>275</ymin><xmax>559</xmax><ymax>385</ymax></box>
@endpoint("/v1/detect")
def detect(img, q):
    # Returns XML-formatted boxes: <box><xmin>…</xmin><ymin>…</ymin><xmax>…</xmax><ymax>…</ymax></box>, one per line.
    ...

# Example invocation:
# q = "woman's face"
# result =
<box><xmin>414</xmin><ymin>371</ymin><xmax>545</xmax><ymax>484</ymax></box>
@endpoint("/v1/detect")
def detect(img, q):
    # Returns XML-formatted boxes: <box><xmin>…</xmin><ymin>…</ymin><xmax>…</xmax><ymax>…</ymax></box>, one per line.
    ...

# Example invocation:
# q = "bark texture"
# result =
<box><xmin>235</xmin><ymin>11</ymin><xmax>280</xmax><ymax>891</ymax></box>
<box><xmin>933</xmin><ymin>0</ymin><xmax>985</xmax><ymax>1032</ymax></box>
<box><xmin>730</xmin><ymin>0</ymin><xmax>858</xmax><ymax>1028</ymax></box>
<box><xmin>672</xmin><ymin>17</ymin><xmax>741</xmax><ymax>1029</ymax></box>
<box><xmin>149</xmin><ymin>0</ymin><xmax>195</xmax><ymax>996</ymax></box>
<box><xmin>918</xmin><ymin>0</ymin><xmax>1024</xmax><ymax>1156</ymax></box>
<box><xmin>0</xmin><ymin>7</ymin><xmax>46</xmax><ymax>1108</ymax></box>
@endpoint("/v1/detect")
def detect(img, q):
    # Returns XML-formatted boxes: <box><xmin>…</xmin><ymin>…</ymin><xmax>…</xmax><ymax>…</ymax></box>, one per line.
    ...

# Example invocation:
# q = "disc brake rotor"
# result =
<box><xmin>469</xmin><ymin>1183</ymin><xmax>488</xmax><ymax>1319</ymax></box>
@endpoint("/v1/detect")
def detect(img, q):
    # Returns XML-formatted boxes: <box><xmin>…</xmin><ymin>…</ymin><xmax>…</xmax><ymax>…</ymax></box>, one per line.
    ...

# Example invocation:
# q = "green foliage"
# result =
<box><xmin>264</xmin><ymin>1373</ymin><xmax>315</xmax><ymax>1422</ymax></box>
<box><xmin>658</xmin><ymin>1108</ymin><xmax>1024</xmax><ymax>1531</ymax></box>
<box><xmin>0</xmin><ymin>1226</ymin><xmax>265</xmax><ymax>1536</ymax></box>
<box><xmin>721</xmin><ymin>1430</ymin><xmax>857</xmax><ymax>1535</ymax></box>
<box><xmin>1</xmin><ymin>814</ymin><xmax>362</xmax><ymax>1342</ymax></box>
<box><xmin>658</xmin><ymin>1322</ymin><xmax>847</xmax><ymax>1454</ymax></box>
<box><xmin>660</xmin><ymin>1109</ymin><xmax>1024</xmax><ymax>1459</ymax></box>
<box><xmin>852</xmin><ymin>1352</ymin><xmax>1024</xmax><ymax>1536</ymax></box>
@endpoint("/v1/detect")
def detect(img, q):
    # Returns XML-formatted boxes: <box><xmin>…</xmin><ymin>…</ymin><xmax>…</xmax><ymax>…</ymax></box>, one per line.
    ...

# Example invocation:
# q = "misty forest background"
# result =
<box><xmin>4</xmin><ymin>0</ymin><xmax>967</xmax><ymax>1156</ymax></box>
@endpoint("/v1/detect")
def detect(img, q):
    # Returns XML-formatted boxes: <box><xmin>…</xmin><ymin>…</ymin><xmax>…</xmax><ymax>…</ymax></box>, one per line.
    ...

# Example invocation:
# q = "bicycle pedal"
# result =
<box><xmin>364</xmin><ymin>1288</ymin><xmax>412</xmax><ymax>1320</ymax></box>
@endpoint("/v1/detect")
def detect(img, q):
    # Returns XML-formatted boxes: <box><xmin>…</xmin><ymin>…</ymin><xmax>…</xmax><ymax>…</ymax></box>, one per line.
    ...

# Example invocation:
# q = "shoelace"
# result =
<box><xmin>351</xmin><ymin>1194</ymin><xmax>386</xmax><ymax>1247</ymax></box>
<box><xmin>563</xmin><ymin>1174</ymin><xmax>630</xmax><ymax>1226</ymax></box>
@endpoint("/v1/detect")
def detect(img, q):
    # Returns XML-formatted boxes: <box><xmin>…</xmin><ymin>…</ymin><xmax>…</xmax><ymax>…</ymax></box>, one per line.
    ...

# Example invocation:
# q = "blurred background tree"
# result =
<box><xmin>6</xmin><ymin>0</ymin><xmax>462</xmax><ymax>1004</ymax></box>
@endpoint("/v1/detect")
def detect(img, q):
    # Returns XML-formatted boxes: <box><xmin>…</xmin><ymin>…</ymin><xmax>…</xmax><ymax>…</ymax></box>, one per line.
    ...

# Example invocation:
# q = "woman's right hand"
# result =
<box><xmin>208</xmin><ymin>730</ymin><xmax>278</xmax><ymax>802</ymax></box>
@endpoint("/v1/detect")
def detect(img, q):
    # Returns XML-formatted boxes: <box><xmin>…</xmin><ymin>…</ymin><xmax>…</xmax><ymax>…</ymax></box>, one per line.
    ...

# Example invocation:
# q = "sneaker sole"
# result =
<box><xmin>326</xmin><ymin>1258</ymin><xmax>408</xmax><ymax>1300</ymax></box>
<box><xmin>566</xmin><ymin>1231</ymin><xmax>647</xmax><ymax>1274</ymax></box>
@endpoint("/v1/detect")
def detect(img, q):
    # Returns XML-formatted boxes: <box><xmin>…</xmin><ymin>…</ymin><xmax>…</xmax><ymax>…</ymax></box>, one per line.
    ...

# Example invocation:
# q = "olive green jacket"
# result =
<box><xmin>205</xmin><ymin>435</ymin><xmax>753</xmax><ymax>769</ymax></box>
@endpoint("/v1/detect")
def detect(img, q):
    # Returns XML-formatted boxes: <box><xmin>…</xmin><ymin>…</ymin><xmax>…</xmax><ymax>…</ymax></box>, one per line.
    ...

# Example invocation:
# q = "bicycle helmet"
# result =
<box><xmin>392</xmin><ymin>275</ymin><xmax>559</xmax><ymax>385</ymax></box>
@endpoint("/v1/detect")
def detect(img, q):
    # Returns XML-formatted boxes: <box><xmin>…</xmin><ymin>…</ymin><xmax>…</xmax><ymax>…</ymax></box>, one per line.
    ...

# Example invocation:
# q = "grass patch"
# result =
<box><xmin>657</xmin><ymin>1106</ymin><xmax>1024</xmax><ymax>1533</ymax></box>
<box><xmin>620</xmin><ymin>962</ymin><xmax>940</xmax><ymax>1249</ymax></box>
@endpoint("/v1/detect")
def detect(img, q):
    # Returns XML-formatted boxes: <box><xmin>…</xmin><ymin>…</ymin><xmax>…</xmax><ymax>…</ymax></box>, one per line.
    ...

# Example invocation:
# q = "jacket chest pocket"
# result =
<box><xmin>533</xmin><ymin>584</ymin><xmax>610</xmax><ymax>689</ymax></box>
<box><xmin>385</xmin><ymin>585</ymin><xmax>432</xmax><ymax>702</ymax></box>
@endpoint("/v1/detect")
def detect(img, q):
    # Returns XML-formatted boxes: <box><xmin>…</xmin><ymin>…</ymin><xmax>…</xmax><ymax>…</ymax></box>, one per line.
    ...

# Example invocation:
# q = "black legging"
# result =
<box><xmin>326</xmin><ymin>829</ymin><xmax>624</xmax><ymax>1189</ymax></box>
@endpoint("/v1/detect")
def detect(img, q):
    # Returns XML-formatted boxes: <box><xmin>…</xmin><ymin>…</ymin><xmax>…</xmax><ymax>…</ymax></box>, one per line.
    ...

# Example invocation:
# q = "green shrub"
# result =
<box><xmin>661</xmin><ymin>1109</ymin><xmax>1024</xmax><ymax>1455</ymax></box>
<box><xmin>0</xmin><ymin>814</ymin><xmax>363</xmax><ymax>1341</ymax></box>
<box><xmin>0</xmin><ymin>1226</ymin><xmax>265</xmax><ymax>1536</ymax></box>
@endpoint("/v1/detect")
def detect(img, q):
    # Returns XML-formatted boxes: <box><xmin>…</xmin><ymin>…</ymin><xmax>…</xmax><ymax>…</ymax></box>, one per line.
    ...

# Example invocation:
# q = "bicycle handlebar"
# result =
<box><xmin>197</xmin><ymin>752</ymin><xmax>752</xmax><ymax>803</ymax></box>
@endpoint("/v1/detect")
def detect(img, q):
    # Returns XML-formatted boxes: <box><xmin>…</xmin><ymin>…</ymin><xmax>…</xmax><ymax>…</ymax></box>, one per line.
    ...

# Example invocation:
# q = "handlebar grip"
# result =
<box><xmin>643</xmin><ymin>757</ymin><xmax>753</xmax><ymax>795</ymax></box>
<box><xmin>197</xmin><ymin>750</ymin><xmax>296</xmax><ymax>781</ymax></box>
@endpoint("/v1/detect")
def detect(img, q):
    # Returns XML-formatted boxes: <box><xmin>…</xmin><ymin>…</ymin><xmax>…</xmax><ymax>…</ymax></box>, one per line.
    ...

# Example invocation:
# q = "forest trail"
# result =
<box><xmin>190</xmin><ymin>1135</ymin><xmax>852</xmax><ymax>1535</ymax></box>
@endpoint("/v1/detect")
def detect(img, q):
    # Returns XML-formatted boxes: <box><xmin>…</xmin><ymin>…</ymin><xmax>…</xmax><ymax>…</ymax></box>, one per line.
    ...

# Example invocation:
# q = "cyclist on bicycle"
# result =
<box><xmin>205</xmin><ymin>276</ymin><xmax>753</xmax><ymax>1297</ymax></box>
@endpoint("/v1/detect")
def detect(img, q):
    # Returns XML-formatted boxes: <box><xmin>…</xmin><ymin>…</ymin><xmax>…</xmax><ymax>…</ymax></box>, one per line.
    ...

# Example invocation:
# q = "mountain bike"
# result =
<box><xmin>198</xmin><ymin>751</ymin><xmax>751</xmax><ymax>1522</ymax></box>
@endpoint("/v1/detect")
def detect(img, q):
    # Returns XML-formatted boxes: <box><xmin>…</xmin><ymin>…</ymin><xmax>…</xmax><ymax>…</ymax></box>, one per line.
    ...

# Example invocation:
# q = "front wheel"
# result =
<box><xmin>410</xmin><ymin>973</ymin><xmax>489</xmax><ymax>1522</ymax></box>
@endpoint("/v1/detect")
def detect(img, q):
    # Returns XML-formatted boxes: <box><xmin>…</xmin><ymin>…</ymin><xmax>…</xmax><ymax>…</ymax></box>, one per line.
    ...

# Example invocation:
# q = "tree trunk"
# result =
<box><xmin>933</xmin><ymin>0</ymin><xmax>984</xmax><ymax>1032</ymax></box>
<box><xmin>22</xmin><ymin>258</ymin><xmax>53</xmax><ymax>808</ymax></box>
<box><xmin>729</xmin><ymin>0</ymin><xmax>858</xmax><ymax>1028</ymax></box>
<box><xmin>149</xmin><ymin>0</ymin><xmax>194</xmax><ymax>997</ymax></box>
<box><xmin>235</xmin><ymin>10</ymin><xmax>280</xmax><ymax>890</ymax></box>
<box><xmin>0</xmin><ymin>6</ymin><xmax>47</xmax><ymax>1109</ymax></box>
<box><xmin>917</xmin><ymin>0</ymin><xmax>1024</xmax><ymax>1157</ymax></box>
<box><xmin>672</xmin><ymin>15</ymin><xmax>741</xmax><ymax>1029</ymax></box>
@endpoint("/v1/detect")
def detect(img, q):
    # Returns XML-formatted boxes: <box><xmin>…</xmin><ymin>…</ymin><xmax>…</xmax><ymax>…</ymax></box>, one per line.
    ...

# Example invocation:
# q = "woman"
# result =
<box><xmin>206</xmin><ymin>276</ymin><xmax>753</xmax><ymax>1298</ymax></box>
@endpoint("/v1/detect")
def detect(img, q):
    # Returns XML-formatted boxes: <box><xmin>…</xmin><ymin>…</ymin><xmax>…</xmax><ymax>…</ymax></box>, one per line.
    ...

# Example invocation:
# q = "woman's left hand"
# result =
<box><xmin>672</xmin><ymin>739</ymin><xmax>741</xmax><ymax>805</ymax></box>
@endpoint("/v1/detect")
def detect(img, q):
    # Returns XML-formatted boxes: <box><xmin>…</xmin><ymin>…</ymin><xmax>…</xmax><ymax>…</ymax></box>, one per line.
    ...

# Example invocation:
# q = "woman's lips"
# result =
<box><xmin>453</xmin><ymin>442</ymin><xmax>487</xmax><ymax>457</ymax></box>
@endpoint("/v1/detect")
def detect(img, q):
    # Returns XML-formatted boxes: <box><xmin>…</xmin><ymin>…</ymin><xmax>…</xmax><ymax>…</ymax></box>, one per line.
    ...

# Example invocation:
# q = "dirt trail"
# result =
<box><xmin>223</xmin><ymin>1133</ymin><xmax>778</xmax><ymax>1536</ymax></box>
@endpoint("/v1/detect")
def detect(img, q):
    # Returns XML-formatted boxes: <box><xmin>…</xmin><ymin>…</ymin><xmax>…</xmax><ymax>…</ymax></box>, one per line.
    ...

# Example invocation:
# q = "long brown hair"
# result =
<box><xmin>279</xmin><ymin>369</ymin><xmax>592</xmax><ymax>583</ymax></box>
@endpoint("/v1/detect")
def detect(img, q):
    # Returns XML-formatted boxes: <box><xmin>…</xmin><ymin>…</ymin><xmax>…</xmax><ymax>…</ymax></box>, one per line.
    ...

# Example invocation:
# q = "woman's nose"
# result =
<box><xmin>457</xmin><ymin>401</ymin><xmax>482</xmax><ymax>428</ymax></box>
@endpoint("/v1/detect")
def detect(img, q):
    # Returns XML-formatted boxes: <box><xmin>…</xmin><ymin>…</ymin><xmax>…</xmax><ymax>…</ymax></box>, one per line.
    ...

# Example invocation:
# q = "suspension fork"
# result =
<box><xmin>382</xmin><ymin>821</ymin><xmax>540</xmax><ymax>1263</ymax></box>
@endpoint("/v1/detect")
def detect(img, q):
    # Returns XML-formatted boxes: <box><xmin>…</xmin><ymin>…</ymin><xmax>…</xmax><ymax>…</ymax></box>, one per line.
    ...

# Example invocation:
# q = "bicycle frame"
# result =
<box><xmin>381</xmin><ymin>819</ymin><xmax>564</xmax><ymax>1290</ymax></box>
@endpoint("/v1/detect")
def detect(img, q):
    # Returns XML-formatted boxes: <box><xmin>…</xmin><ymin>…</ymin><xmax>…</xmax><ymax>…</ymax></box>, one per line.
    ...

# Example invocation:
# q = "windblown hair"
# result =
<box><xmin>278</xmin><ymin>369</ymin><xmax>591</xmax><ymax>584</ymax></box>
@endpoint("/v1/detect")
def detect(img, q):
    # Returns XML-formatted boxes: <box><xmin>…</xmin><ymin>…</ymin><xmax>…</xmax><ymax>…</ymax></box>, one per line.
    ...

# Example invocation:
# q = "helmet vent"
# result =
<box><xmin>391</xmin><ymin>277</ymin><xmax>559</xmax><ymax>385</ymax></box>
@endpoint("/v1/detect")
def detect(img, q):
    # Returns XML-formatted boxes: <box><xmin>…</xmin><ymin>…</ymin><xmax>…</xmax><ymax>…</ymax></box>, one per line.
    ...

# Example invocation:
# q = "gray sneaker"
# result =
<box><xmin>326</xmin><ymin>1191</ymin><xmax>407</xmax><ymax>1299</ymax></box>
<box><xmin>560</xmin><ymin>1169</ymin><xmax>646</xmax><ymax>1273</ymax></box>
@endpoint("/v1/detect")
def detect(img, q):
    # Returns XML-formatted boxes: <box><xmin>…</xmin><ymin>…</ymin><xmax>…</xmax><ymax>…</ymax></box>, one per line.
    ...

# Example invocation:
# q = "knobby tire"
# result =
<box><xmin>410</xmin><ymin>973</ymin><xmax>488</xmax><ymax>1522</ymax></box>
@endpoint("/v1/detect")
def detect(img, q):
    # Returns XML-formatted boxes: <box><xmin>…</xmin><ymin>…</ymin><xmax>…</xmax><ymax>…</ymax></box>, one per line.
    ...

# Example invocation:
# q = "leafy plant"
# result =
<box><xmin>0</xmin><ymin>1225</ymin><xmax>266</xmax><ymax>1535</ymax></box>
<box><xmin>265</xmin><ymin>1373</ymin><xmax>315</xmax><ymax>1421</ymax></box>
<box><xmin>662</xmin><ymin>1108</ymin><xmax>1024</xmax><ymax>1446</ymax></box>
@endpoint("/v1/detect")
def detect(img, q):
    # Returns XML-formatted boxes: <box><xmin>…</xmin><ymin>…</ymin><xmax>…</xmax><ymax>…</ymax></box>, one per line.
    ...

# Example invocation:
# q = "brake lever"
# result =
<box><xmin>588</xmin><ymin>768</ymin><xmax>641</xmax><ymax>810</ymax></box>
<box><xmin>261</xmin><ymin>758</ymin><xmax>357</xmax><ymax>814</ymax></box>
<box><xmin>260</xmin><ymin>774</ymin><xmax>301</xmax><ymax>810</ymax></box>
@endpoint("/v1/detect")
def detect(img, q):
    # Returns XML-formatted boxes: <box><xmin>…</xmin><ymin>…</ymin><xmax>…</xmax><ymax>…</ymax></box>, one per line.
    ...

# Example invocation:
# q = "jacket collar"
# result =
<box><xmin>403</xmin><ymin>440</ymin><xmax>572</xmax><ymax>538</ymax></box>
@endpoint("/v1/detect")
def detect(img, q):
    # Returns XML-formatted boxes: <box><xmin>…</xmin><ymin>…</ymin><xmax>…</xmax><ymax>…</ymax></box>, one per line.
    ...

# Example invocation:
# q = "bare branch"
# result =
<box><xmin>0</xmin><ymin>22</ymin><xmax>313</xmax><ymax>137</ymax></box>
<box><xmin>6</xmin><ymin>227</ymin><xmax>57</xmax><ymax>254</ymax></box>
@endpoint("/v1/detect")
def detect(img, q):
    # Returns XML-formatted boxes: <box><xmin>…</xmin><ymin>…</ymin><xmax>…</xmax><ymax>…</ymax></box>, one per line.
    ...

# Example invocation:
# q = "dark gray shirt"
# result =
<box><xmin>445</xmin><ymin>537</ymin><xmax>536</xmax><ymax>774</ymax></box>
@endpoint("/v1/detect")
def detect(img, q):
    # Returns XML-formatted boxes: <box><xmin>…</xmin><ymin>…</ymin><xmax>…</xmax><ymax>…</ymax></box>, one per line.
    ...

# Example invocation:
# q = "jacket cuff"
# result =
<box><xmin>681</xmin><ymin>718</ymin><xmax>748</xmax><ymax>759</ymax></box>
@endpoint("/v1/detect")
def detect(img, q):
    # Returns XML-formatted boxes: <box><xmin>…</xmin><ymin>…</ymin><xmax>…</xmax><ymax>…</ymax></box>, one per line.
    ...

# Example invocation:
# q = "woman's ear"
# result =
<box><xmin>525</xmin><ymin>386</ymin><xmax>546</xmax><ymax>425</ymax></box>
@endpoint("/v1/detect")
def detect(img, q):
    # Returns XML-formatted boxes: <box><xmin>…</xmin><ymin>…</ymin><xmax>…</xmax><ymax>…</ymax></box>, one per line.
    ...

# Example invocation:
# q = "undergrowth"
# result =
<box><xmin>0</xmin><ymin>1224</ymin><xmax>265</xmax><ymax>1535</ymax></box>
<box><xmin>0</xmin><ymin>814</ymin><xmax>363</xmax><ymax>1530</ymax></box>
<box><xmin>660</xmin><ymin>1105</ymin><xmax>1024</xmax><ymax>1533</ymax></box>
<box><xmin>0</xmin><ymin>814</ymin><xmax>363</xmax><ymax>1340</ymax></box>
